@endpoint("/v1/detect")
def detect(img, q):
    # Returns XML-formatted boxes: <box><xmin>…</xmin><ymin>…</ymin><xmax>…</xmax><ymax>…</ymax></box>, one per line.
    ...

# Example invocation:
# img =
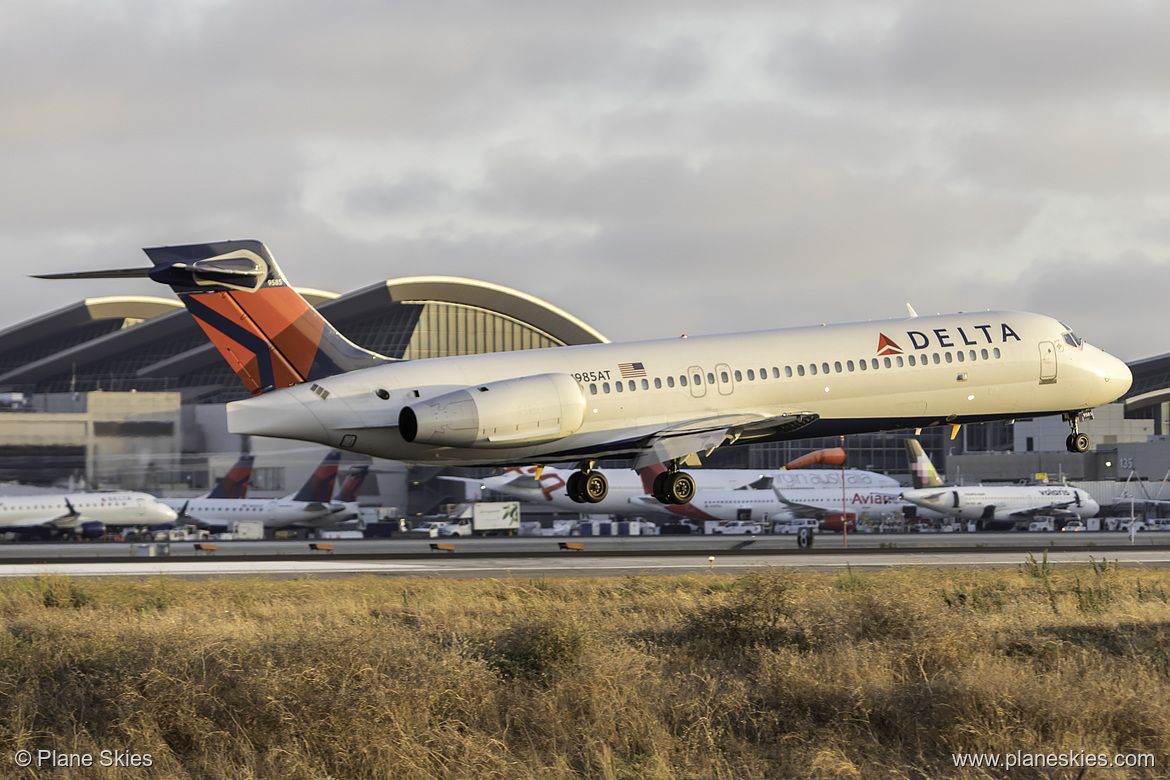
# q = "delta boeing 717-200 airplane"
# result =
<box><xmin>38</xmin><ymin>240</ymin><xmax>1132</xmax><ymax>506</ymax></box>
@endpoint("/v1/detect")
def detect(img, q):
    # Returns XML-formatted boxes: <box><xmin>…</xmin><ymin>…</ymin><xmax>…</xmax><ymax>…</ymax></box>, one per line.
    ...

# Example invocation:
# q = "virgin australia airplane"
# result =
<box><xmin>38</xmin><ymin>240</ymin><xmax>1131</xmax><ymax>507</ymax></box>
<box><xmin>900</xmin><ymin>439</ymin><xmax>1099</xmax><ymax>530</ymax></box>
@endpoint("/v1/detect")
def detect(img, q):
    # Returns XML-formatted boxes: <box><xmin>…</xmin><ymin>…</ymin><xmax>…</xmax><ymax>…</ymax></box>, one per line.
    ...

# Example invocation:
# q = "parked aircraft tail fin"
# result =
<box><xmin>336</xmin><ymin>465</ymin><xmax>370</xmax><ymax>502</ymax></box>
<box><xmin>905</xmin><ymin>439</ymin><xmax>944</xmax><ymax>489</ymax></box>
<box><xmin>293</xmin><ymin>451</ymin><xmax>342</xmax><ymax>503</ymax></box>
<box><xmin>208</xmin><ymin>453</ymin><xmax>255</xmax><ymax>499</ymax></box>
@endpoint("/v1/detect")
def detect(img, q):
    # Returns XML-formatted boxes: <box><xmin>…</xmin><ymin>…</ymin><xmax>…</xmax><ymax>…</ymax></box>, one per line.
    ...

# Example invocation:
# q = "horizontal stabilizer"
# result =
<box><xmin>32</xmin><ymin>267</ymin><xmax>152</xmax><ymax>279</ymax></box>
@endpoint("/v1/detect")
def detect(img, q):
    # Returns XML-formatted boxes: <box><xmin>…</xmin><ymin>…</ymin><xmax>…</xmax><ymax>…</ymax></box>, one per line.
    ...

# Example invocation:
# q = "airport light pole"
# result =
<box><xmin>840</xmin><ymin>436</ymin><xmax>848</xmax><ymax>549</ymax></box>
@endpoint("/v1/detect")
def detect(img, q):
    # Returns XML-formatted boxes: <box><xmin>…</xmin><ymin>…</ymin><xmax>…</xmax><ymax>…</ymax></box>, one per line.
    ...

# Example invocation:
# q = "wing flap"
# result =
<box><xmin>632</xmin><ymin>412</ymin><xmax>818</xmax><ymax>470</ymax></box>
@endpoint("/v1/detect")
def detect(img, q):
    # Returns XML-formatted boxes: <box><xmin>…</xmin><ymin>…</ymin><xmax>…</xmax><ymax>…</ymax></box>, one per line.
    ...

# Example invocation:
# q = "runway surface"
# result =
<box><xmin>0</xmin><ymin>532</ymin><xmax>1166</xmax><ymax>579</ymax></box>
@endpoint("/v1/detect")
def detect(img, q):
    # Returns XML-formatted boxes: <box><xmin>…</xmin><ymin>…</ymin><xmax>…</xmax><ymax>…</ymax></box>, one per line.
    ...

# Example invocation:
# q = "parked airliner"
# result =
<box><xmin>625</xmin><ymin>463</ymin><xmax>943</xmax><ymax>526</ymax></box>
<box><xmin>453</xmin><ymin>449</ymin><xmax>899</xmax><ymax>517</ymax></box>
<box><xmin>161</xmin><ymin>451</ymin><xmax>366</xmax><ymax>530</ymax></box>
<box><xmin>0</xmin><ymin>492</ymin><xmax>178</xmax><ymax>538</ymax></box>
<box><xmin>900</xmin><ymin>439</ymin><xmax>1099</xmax><ymax>530</ymax></box>
<box><xmin>39</xmin><ymin>240</ymin><xmax>1131</xmax><ymax>507</ymax></box>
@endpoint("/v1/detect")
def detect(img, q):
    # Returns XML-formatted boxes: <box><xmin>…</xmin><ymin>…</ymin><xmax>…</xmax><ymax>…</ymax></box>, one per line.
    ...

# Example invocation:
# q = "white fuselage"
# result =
<box><xmin>902</xmin><ymin>485</ymin><xmax>1099</xmax><ymax>523</ymax></box>
<box><xmin>227</xmin><ymin>310</ymin><xmax>1131</xmax><ymax>466</ymax></box>
<box><xmin>478</xmin><ymin>466</ymin><xmax>900</xmax><ymax>517</ymax></box>
<box><xmin>650</xmin><ymin>485</ymin><xmax>947</xmax><ymax>524</ymax></box>
<box><xmin>0</xmin><ymin>492</ymin><xmax>178</xmax><ymax>529</ymax></box>
<box><xmin>160</xmin><ymin>497</ymin><xmax>351</xmax><ymax>529</ymax></box>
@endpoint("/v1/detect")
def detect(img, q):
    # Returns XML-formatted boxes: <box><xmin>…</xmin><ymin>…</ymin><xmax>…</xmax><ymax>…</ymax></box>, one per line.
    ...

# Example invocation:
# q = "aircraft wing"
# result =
<box><xmin>632</xmin><ymin>412</ymin><xmax>818</xmax><ymax>470</ymax></box>
<box><xmin>769</xmin><ymin>489</ymin><xmax>824</xmax><ymax>518</ymax></box>
<box><xmin>1005</xmin><ymin>501</ymin><xmax>1081</xmax><ymax>518</ymax></box>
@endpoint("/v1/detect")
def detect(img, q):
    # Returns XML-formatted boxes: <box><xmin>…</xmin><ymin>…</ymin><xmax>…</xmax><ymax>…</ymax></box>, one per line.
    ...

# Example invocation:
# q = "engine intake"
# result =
<box><xmin>399</xmin><ymin>373</ymin><xmax>586</xmax><ymax>448</ymax></box>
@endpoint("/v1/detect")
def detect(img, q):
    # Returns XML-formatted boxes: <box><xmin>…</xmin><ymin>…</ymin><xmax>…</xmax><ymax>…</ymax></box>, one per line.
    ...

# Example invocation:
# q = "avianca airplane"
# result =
<box><xmin>626</xmin><ymin>462</ymin><xmax>944</xmax><ymax>526</ymax></box>
<box><xmin>161</xmin><ymin>451</ymin><xmax>365</xmax><ymax>529</ymax></box>
<box><xmin>0</xmin><ymin>492</ymin><xmax>178</xmax><ymax>538</ymax></box>
<box><xmin>900</xmin><ymin>439</ymin><xmax>1098</xmax><ymax>530</ymax></box>
<box><xmin>39</xmin><ymin>240</ymin><xmax>1132</xmax><ymax>506</ymax></box>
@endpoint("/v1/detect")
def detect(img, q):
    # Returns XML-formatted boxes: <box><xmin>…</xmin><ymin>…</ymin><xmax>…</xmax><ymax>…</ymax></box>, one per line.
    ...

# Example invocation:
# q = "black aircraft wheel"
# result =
<box><xmin>583</xmin><ymin>471</ymin><xmax>609</xmax><ymax>503</ymax></box>
<box><xmin>566</xmin><ymin>471</ymin><xmax>587</xmax><ymax>503</ymax></box>
<box><xmin>652</xmin><ymin>470</ymin><xmax>671</xmax><ymax>504</ymax></box>
<box><xmin>1072</xmin><ymin>433</ymin><xmax>1090</xmax><ymax>453</ymax></box>
<box><xmin>665</xmin><ymin>471</ymin><xmax>696</xmax><ymax>505</ymax></box>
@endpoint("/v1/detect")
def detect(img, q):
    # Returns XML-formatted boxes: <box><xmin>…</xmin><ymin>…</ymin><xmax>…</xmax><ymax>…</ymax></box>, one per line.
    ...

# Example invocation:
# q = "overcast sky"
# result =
<box><xmin>3</xmin><ymin>0</ymin><xmax>1168</xmax><ymax>360</ymax></box>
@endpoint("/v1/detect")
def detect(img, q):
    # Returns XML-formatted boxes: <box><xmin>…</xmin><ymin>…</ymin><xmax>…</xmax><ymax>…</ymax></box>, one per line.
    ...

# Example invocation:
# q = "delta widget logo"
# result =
<box><xmin>876</xmin><ymin>334</ymin><xmax>902</xmax><ymax>356</ymax></box>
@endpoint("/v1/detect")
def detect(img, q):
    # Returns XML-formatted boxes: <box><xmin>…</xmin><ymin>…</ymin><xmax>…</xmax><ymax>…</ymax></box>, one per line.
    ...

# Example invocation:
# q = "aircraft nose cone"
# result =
<box><xmin>1101</xmin><ymin>351</ymin><xmax>1132</xmax><ymax>396</ymax></box>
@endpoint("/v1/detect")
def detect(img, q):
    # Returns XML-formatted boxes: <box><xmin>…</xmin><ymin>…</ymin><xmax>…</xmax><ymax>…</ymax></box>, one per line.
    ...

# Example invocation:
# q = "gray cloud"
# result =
<box><xmin>0</xmin><ymin>0</ymin><xmax>1165</xmax><ymax>367</ymax></box>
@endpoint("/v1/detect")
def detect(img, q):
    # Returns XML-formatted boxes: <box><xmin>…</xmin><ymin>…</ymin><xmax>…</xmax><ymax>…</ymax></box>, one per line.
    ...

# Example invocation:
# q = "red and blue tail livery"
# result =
<box><xmin>207</xmin><ymin>453</ymin><xmax>254</xmax><ymax>499</ymax></box>
<box><xmin>143</xmin><ymin>241</ymin><xmax>389</xmax><ymax>396</ymax></box>
<box><xmin>292</xmin><ymin>451</ymin><xmax>342</xmax><ymax>504</ymax></box>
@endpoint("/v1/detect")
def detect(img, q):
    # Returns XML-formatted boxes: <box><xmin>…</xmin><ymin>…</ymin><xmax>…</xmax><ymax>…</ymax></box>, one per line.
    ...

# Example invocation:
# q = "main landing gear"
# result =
<box><xmin>652</xmin><ymin>464</ymin><xmax>696</xmax><ymax>505</ymax></box>
<box><xmin>1063</xmin><ymin>411</ymin><xmax>1091</xmax><ymax>454</ymax></box>
<box><xmin>567</xmin><ymin>463</ymin><xmax>609</xmax><ymax>504</ymax></box>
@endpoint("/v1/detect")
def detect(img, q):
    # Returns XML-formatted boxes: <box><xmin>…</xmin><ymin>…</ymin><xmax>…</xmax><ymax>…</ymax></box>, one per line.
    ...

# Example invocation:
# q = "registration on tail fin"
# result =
<box><xmin>143</xmin><ymin>241</ymin><xmax>389</xmax><ymax>395</ymax></box>
<box><xmin>905</xmin><ymin>439</ymin><xmax>944</xmax><ymax>489</ymax></box>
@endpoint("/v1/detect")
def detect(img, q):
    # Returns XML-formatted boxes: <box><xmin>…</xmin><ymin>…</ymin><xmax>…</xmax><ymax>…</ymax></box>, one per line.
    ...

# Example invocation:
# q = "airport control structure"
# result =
<box><xmin>0</xmin><ymin>273</ymin><xmax>1169</xmax><ymax>519</ymax></box>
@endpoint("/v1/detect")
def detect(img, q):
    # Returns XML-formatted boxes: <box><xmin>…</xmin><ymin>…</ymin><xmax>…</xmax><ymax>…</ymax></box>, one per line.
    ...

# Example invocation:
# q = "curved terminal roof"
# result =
<box><xmin>378</xmin><ymin>277</ymin><xmax>608</xmax><ymax>346</ymax></box>
<box><xmin>1123</xmin><ymin>352</ymin><xmax>1170</xmax><ymax>412</ymax></box>
<box><xmin>0</xmin><ymin>296</ymin><xmax>182</xmax><ymax>379</ymax></box>
<box><xmin>0</xmin><ymin>278</ymin><xmax>608</xmax><ymax>403</ymax></box>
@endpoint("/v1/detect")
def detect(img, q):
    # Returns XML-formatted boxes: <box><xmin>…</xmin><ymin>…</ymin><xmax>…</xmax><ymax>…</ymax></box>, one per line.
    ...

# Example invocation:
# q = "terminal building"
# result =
<box><xmin>0</xmin><ymin>279</ymin><xmax>1164</xmax><ymax>516</ymax></box>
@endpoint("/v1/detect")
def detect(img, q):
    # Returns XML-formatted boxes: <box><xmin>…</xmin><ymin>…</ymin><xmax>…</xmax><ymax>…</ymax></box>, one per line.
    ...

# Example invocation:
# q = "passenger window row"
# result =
<box><xmin>584</xmin><ymin>348</ymin><xmax>1001</xmax><ymax>395</ymax></box>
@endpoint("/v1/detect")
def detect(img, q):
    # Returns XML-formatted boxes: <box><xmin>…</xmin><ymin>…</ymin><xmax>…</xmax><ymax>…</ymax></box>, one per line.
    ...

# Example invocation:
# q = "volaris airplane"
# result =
<box><xmin>39</xmin><ymin>240</ymin><xmax>1132</xmax><ymax>506</ymax></box>
<box><xmin>900</xmin><ymin>438</ymin><xmax>1098</xmax><ymax>530</ymax></box>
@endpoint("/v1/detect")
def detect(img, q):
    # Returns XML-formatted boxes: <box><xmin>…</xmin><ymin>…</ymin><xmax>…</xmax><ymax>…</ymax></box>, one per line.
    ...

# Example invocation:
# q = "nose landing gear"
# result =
<box><xmin>1063</xmin><ymin>412</ymin><xmax>1091</xmax><ymax>453</ymax></box>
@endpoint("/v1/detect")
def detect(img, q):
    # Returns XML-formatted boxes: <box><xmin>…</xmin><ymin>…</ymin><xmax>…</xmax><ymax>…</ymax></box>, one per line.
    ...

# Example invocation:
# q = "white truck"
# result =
<box><xmin>231</xmin><ymin>520</ymin><xmax>265</xmax><ymax>540</ymax></box>
<box><xmin>706</xmin><ymin>520</ymin><xmax>762</xmax><ymax>535</ymax></box>
<box><xmin>440</xmin><ymin>501</ymin><xmax>521</xmax><ymax>536</ymax></box>
<box><xmin>1027</xmin><ymin>517</ymin><xmax>1055</xmax><ymax>532</ymax></box>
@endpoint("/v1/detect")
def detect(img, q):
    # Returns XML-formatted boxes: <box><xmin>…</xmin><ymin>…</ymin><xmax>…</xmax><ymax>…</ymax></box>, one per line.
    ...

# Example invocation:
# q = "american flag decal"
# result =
<box><xmin>619</xmin><ymin>362</ymin><xmax>646</xmax><ymax>378</ymax></box>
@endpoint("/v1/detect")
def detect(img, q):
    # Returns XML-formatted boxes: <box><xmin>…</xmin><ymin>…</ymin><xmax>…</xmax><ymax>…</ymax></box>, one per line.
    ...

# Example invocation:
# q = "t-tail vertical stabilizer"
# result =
<box><xmin>143</xmin><ymin>240</ymin><xmax>390</xmax><ymax>395</ymax></box>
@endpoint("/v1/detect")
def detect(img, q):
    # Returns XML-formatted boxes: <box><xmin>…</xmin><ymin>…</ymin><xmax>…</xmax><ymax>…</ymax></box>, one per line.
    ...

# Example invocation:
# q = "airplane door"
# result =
<box><xmin>1039</xmin><ymin>341</ymin><xmax>1057</xmax><ymax>384</ymax></box>
<box><xmin>715</xmin><ymin>363</ymin><xmax>734</xmax><ymax>396</ymax></box>
<box><xmin>136</xmin><ymin>497</ymin><xmax>146</xmax><ymax>517</ymax></box>
<box><xmin>687</xmin><ymin>365</ymin><xmax>707</xmax><ymax>398</ymax></box>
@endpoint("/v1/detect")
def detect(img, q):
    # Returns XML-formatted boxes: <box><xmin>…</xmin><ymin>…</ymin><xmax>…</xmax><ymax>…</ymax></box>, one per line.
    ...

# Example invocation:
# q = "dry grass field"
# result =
<box><xmin>0</xmin><ymin>558</ymin><xmax>1167</xmax><ymax>779</ymax></box>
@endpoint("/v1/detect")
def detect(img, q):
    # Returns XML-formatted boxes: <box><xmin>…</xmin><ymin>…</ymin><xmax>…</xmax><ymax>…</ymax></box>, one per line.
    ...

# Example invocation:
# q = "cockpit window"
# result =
<box><xmin>1062</xmin><ymin>330</ymin><xmax>1083</xmax><ymax>349</ymax></box>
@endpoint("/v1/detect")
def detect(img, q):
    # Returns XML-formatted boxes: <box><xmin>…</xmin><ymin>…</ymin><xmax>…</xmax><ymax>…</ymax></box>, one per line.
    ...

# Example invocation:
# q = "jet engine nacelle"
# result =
<box><xmin>399</xmin><ymin>373</ymin><xmax>586</xmax><ymax>448</ymax></box>
<box><xmin>78</xmin><ymin>521</ymin><xmax>106</xmax><ymax>539</ymax></box>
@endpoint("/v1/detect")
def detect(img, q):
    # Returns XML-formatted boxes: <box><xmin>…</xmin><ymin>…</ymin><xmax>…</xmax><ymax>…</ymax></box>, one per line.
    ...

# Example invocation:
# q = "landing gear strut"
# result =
<box><xmin>567</xmin><ymin>462</ymin><xmax>608</xmax><ymax>504</ymax></box>
<box><xmin>652</xmin><ymin>463</ymin><xmax>696</xmax><ymax>505</ymax></box>
<box><xmin>1063</xmin><ymin>412</ymin><xmax>1091</xmax><ymax>453</ymax></box>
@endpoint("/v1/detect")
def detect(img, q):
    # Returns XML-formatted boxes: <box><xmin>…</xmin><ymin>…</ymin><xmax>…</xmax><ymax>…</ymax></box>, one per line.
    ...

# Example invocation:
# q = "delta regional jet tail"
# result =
<box><xmin>38</xmin><ymin>240</ymin><xmax>1133</xmax><ymax>507</ymax></box>
<box><xmin>161</xmin><ymin>451</ymin><xmax>367</xmax><ymax>530</ymax></box>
